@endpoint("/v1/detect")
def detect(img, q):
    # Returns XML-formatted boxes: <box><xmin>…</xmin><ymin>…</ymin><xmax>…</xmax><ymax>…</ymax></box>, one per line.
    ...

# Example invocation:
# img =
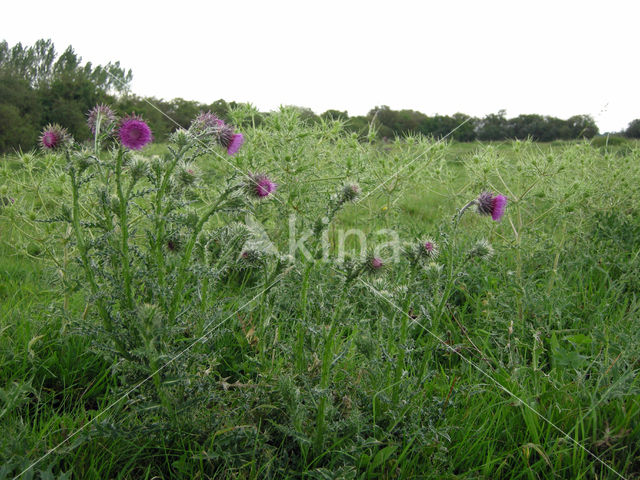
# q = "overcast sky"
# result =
<box><xmin>3</xmin><ymin>0</ymin><xmax>638</xmax><ymax>132</ymax></box>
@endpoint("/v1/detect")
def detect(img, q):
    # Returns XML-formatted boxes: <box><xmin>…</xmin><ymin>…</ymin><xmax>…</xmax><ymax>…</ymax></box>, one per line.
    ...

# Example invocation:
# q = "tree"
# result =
<box><xmin>0</xmin><ymin>70</ymin><xmax>40</xmax><ymax>151</ymax></box>
<box><xmin>344</xmin><ymin>116</ymin><xmax>369</xmax><ymax>138</ymax></box>
<box><xmin>624</xmin><ymin>119</ymin><xmax>640</xmax><ymax>139</ymax></box>
<box><xmin>566</xmin><ymin>115</ymin><xmax>598</xmax><ymax>139</ymax></box>
<box><xmin>451</xmin><ymin>113</ymin><xmax>477</xmax><ymax>142</ymax></box>
<box><xmin>321</xmin><ymin>109</ymin><xmax>348</xmax><ymax>121</ymax></box>
<box><xmin>476</xmin><ymin>110</ymin><xmax>510</xmax><ymax>141</ymax></box>
<box><xmin>0</xmin><ymin>39</ymin><xmax>133</xmax><ymax>151</ymax></box>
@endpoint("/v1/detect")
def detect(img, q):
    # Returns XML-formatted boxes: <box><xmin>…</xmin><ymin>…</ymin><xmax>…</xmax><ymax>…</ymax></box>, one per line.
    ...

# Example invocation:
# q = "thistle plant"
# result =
<box><xmin>45</xmin><ymin>107</ymin><xmax>264</xmax><ymax>420</ymax></box>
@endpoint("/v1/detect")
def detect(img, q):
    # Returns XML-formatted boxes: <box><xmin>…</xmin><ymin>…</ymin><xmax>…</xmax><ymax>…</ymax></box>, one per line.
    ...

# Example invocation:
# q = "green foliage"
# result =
<box><xmin>2</xmin><ymin>116</ymin><xmax>640</xmax><ymax>478</ymax></box>
<box><xmin>624</xmin><ymin>118</ymin><xmax>640</xmax><ymax>138</ymax></box>
<box><xmin>0</xmin><ymin>38</ymin><xmax>606</xmax><ymax>153</ymax></box>
<box><xmin>591</xmin><ymin>135</ymin><xmax>629</xmax><ymax>147</ymax></box>
<box><xmin>0</xmin><ymin>39</ymin><xmax>132</xmax><ymax>152</ymax></box>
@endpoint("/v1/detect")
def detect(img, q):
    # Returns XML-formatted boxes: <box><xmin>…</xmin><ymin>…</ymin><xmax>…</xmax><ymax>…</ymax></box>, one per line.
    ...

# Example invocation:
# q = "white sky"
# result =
<box><xmin>3</xmin><ymin>0</ymin><xmax>639</xmax><ymax>132</ymax></box>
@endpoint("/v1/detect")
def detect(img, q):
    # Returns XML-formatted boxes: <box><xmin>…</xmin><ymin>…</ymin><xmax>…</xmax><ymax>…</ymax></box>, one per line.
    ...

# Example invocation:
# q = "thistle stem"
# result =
<box><xmin>167</xmin><ymin>187</ymin><xmax>233</xmax><ymax>323</ymax></box>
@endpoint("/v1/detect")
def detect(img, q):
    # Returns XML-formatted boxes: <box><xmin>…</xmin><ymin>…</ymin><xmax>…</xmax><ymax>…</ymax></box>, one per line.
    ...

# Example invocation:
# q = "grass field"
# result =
<box><xmin>1</xmin><ymin>108</ymin><xmax>640</xmax><ymax>479</ymax></box>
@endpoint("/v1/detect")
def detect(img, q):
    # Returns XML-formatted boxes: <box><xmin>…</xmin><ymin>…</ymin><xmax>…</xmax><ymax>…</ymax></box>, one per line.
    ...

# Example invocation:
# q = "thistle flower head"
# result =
<box><xmin>246</xmin><ymin>173</ymin><xmax>277</xmax><ymax>199</ymax></box>
<box><xmin>217</xmin><ymin>124</ymin><xmax>235</xmax><ymax>149</ymax></box>
<box><xmin>476</xmin><ymin>191</ymin><xmax>508</xmax><ymax>221</ymax></box>
<box><xmin>87</xmin><ymin>104</ymin><xmax>117</xmax><ymax>134</ymax></box>
<box><xmin>118</xmin><ymin>114</ymin><xmax>153</xmax><ymax>150</ymax></box>
<box><xmin>421</xmin><ymin>239</ymin><xmax>439</xmax><ymax>259</ymax></box>
<box><xmin>191</xmin><ymin>112</ymin><xmax>244</xmax><ymax>155</ymax></box>
<box><xmin>39</xmin><ymin>124</ymin><xmax>70</xmax><ymax>150</ymax></box>
<box><xmin>191</xmin><ymin>111</ymin><xmax>224</xmax><ymax>131</ymax></box>
<box><xmin>341</xmin><ymin>183</ymin><xmax>360</xmax><ymax>203</ymax></box>
<box><xmin>366</xmin><ymin>256</ymin><xmax>385</xmax><ymax>274</ymax></box>
<box><xmin>227</xmin><ymin>133</ymin><xmax>244</xmax><ymax>155</ymax></box>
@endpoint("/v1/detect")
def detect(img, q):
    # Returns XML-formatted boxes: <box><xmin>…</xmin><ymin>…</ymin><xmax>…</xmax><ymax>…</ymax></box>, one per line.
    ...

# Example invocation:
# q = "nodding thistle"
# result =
<box><xmin>420</xmin><ymin>240</ymin><xmax>439</xmax><ymax>259</ymax></box>
<box><xmin>406</xmin><ymin>238</ymin><xmax>439</xmax><ymax>266</ymax></box>
<box><xmin>366</xmin><ymin>256</ymin><xmax>385</xmax><ymax>274</ymax></box>
<box><xmin>468</xmin><ymin>238</ymin><xmax>494</xmax><ymax>260</ymax></box>
<box><xmin>87</xmin><ymin>104</ymin><xmax>117</xmax><ymax>134</ymax></box>
<box><xmin>341</xmin><ymin>183</ymin><xmax>360</xmax><ymax>203</ymax></box>
<box><xmin>245</xmin><ymin>173</ymin><xmax>277</xmax><ymax>199</ymax></box>
<box><xmin>224</xmin><ymin>132</ymin><xmax>244</xmax><ymax>156</ymax></box>
<box><xmin>476</xmin><ymin>191</ymin><xmax>507</xmax><ymax>221</ymax></box>
<box><xmin>40</xmin><ymin>124</ymin><xmax>71</xmax><ymax>150</ymax></box>
<box><xmin>118</xmin><ymin>114</ymin><xmax>153</xmax><ymax>150</ymax></box>
<box><xmin>190</xmin><ymin>111</ymin><xmax>244</xmax><ymax>155</ymax></box>
<box><xmin>423</xmin><ymin>241</ymin><xmax>435</xmax><ymax>253</ymax></box>
<box><xmin>191</xmin><ymin>111</ymin><xmax>224</xmax><ymax>132</ymax></box>
<box><xmin>457</xmin><ymin>191</ymin><xmax>508</xmax><ymax>222</ymax></box>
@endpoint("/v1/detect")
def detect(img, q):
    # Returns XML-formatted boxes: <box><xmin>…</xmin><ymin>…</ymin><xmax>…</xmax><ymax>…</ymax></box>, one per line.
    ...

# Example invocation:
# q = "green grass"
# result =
<box><xmin>1</xmin><ymin>112</ymin><xmax>640</xmax><ymax>479</ymax></box>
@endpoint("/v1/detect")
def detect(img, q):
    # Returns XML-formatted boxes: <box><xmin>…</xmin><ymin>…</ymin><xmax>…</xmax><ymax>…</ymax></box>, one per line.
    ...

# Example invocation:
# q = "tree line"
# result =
<box><xmin>2</xmin><ymin>39</ymin><xmax>639</xmax><ymax>153</ymax></box>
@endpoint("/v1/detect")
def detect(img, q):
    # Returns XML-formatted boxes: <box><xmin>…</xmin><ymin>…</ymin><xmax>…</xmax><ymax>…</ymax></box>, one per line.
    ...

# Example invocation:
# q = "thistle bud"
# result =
<box><xmin>129</xmin><ymin>155</ymin><xmax>149</xmax><ymax>181</ymax></box>
<box><xmin>340</xmin><ymin>183</ymin><xmax>360</xmax><ymax>203</ymax></box>
<box><xmin>238</xmin><ymin>248</ymin><xmax>265</xmax><ymax>267</ymax></box>
<box><xmin>468</xmin><ymin>238</ymin><xmax>494</xmax><ymax>260</ymax></box>
<box><xmin>175</xmin><ymin>163</ymin><xmax>198</xmax><ymax>188</ymax></box>
<box><xmin>170</xmin><ymin>128</ymin><xmax>191</xmax><ymax>148</ymax></box>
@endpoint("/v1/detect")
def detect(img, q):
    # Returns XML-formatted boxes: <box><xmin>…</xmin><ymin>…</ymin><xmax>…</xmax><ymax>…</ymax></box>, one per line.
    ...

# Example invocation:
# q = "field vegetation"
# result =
<box><xmin>1</xmin><ymin>105</ymin><xmax>639</xmax><ymax>479</ymax></box>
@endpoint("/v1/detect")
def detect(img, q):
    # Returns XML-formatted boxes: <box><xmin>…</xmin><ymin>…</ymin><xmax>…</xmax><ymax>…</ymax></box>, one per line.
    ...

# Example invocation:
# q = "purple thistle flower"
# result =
<box><xmin>87</xmin><ymin>104</ymin><xmax>117</xmax><ymax>134</ymax></box>
<box><xmin>491</xmin><ymin>195</ymin><xmax>507</xmax><ymax>221</ymax></box>
<box><xmin>227</xmin><ymin>133</ymin><xmax>244</xmax><ymax>155</ymax></box>
<box><xmin>217</xmin><ymin>124</ymin><xmax>234</xmax><ymax>147</ymax></box>
<box><xmin>118</xmin><ymin>114</ymin><xmax>153</xmax><ymax>150</ymax></box>
<box><xmin>192</xmin><ymin>111</ymin><xmax>225</xmax><ymax>131</ymax></box>
<box><xmin>371</xmin><ymin>257</ymin><xmax>383</xmax><ymax>269</ymax></box>
<box><xmin>191</xmin><ymin>111</ymin><xmax>244</xmax><ymax>155</ymax></box>
<box><xmin>366</xmin><ymin>256</ymin><xmax>385</xmax><ymax>274</ymax></box>
<box><xmin>217</xmin><ymin>125</ymin><xmax>244</xmax><ymax>155</ymax></box>
<box><xmin>421</xmin><ymin>239</ymin><xmax>439</xmax><ymax>259</ymax></box>
<box><xmin>247</xmin><ymin>173</ymin><xmax>277</xmax><ymax>198</ymax></box>
<box><xmin>39</xmin><ymin>124</ymin><xmax>69</xmax><ymax>150</ymax></box>
<box><xmin>408</xmin><ymin>238</ymin><xmax>439</xmax><ymax>264</ymax></box>
<box><xmin>476</xmin><ymin>191</ymin><xmax>508</xmax><ymax>221</ymax></box>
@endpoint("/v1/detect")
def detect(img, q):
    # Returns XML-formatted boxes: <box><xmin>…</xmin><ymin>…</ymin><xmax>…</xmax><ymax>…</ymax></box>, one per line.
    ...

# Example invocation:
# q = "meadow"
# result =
<box><xmin>1</xmin><ymin>107</ymin><xmax>639</xmax><ymax>479</ymax></box>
